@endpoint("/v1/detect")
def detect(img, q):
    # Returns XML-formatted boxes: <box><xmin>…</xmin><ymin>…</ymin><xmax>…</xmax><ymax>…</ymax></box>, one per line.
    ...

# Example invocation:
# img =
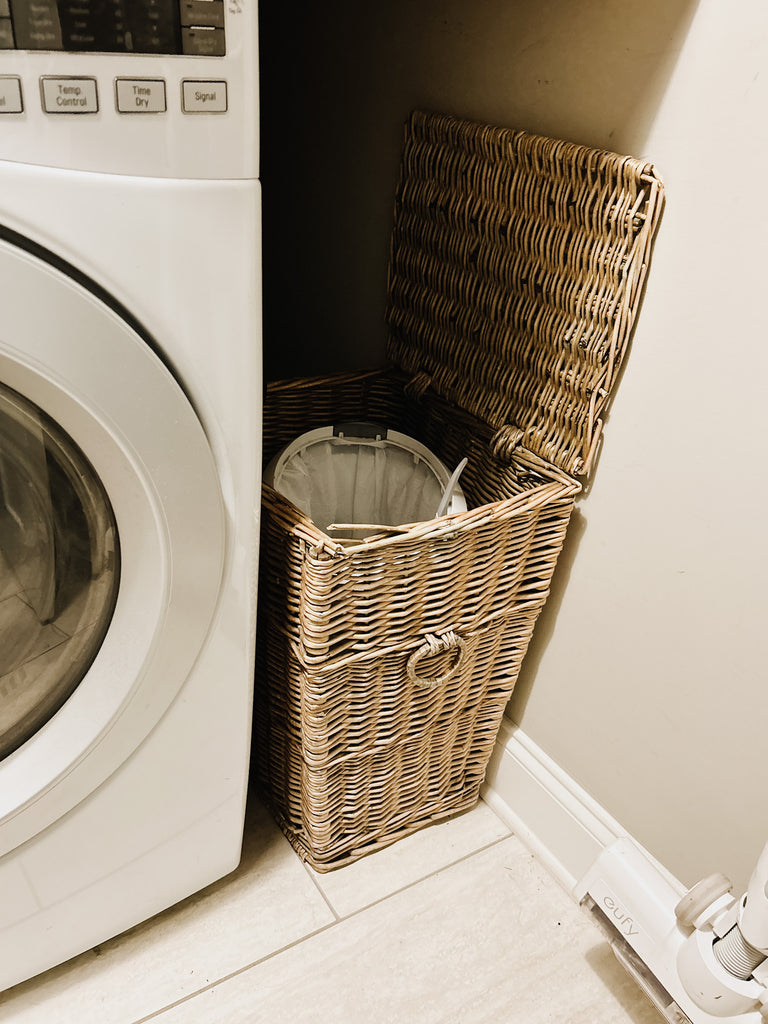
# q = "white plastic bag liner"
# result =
<box><xmin>265</xmin><ymin>423</ymin><xmax>466</xmax><ymax>537</ymax></box>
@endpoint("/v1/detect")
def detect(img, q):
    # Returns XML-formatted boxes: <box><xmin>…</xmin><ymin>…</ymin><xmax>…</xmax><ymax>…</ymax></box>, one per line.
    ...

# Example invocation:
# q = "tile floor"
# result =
<box><xmin>0</xmin><ymin>794</ymin><xmax>665</xmax><ymax>1024</ymax></box>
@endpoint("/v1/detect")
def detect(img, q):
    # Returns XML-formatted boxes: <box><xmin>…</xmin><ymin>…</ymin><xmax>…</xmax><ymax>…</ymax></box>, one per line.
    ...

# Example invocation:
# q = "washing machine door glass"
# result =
<box><xmin>0</xmin><ymin>381</ymin><xmax>119</xmax><ymax>761</ymax></box>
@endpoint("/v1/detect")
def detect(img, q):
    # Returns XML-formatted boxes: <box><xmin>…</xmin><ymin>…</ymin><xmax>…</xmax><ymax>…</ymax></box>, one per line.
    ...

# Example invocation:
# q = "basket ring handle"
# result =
<box><xmin>407</xmin><ymin>631</ymin><xmax>468</xmax><ymax>689</ymax></box>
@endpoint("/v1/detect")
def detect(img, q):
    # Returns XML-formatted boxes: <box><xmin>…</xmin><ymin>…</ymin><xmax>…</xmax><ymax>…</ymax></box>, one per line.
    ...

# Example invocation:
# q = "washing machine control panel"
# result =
<box><xmin>0</xmin><ymin>0</ymin><xmax>257</xmax><ymax>179</ymax></box>
<box><xmin>0</xmin><ymin>1</ymin><xmax>226</xmax><ymax>57</ymax></box>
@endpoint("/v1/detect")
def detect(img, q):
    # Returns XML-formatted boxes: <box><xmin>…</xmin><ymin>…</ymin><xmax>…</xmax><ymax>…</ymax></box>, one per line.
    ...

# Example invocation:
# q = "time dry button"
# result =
<box><xmin>116</xmin><ymin>79</ymin><xmax>166</xmax><ymax>114</ymax></box>
<box><xmin>0</xmin><ymin>78</ymin><xmax>22</xmax><ymax>114</ymax></box>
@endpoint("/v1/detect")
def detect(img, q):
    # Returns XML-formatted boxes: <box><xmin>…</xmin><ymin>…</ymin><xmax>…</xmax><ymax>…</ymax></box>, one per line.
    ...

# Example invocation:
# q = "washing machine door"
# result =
<box><xmin>0</xmin><ymin>235</ymin><xmax>225</xmax><ymax>854</ymax></box>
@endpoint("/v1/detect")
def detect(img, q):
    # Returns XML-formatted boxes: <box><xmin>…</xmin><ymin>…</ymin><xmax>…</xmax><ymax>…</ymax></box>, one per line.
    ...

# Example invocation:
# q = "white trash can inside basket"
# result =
<box><xmin>264</xmin><ymin>422</ymin><xmax>467</xmax><ymax>538</ymax></box>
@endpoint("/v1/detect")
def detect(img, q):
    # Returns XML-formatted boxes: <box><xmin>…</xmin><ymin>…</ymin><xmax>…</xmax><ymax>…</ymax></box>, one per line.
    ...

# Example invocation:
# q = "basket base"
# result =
<box><xmin>261</xmin><ymin>788</ymin><xmax>482</xmax><ymax>872</ymax></box>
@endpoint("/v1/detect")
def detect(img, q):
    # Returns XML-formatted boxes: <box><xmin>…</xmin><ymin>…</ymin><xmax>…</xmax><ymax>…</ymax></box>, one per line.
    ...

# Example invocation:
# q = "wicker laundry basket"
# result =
<box><xmin>253</xmin><ymin>110</ymin><xmax>664</xmax><ymax>870</ymax></box>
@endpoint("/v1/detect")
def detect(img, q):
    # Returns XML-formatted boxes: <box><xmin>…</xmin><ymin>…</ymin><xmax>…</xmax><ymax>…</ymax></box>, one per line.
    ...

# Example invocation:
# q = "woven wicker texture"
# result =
<box><xmin>387</xmin><ymin>110</ymin><xmax>664</xmax><ymax>475</ymax></box>
<box><xmin>254</xmin><ymin>111</ymin><xmax>663</xmax><ymax>870</ymax></box>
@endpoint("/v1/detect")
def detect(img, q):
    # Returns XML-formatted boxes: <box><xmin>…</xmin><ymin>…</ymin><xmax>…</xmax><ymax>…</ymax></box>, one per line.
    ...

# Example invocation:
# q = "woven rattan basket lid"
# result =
<box><xmin>386</xmin><ymin>110</ymin><xmax>664</xmax><ymax>477</ymax></box>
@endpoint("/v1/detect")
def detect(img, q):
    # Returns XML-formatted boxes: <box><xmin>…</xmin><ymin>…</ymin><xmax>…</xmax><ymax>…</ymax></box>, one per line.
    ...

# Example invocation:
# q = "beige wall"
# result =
<box><xmin>261</xmin><ymin>0</ymin><xmax>768</xmax><ymax>889</ymax></box>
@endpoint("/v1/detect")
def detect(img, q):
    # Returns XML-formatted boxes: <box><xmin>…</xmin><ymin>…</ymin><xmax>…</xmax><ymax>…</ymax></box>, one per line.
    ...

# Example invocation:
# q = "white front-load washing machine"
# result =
<box><xmin>0</xmin><ymin>2</ymin><xmax>261</xmax><ymax>991</ymax></box>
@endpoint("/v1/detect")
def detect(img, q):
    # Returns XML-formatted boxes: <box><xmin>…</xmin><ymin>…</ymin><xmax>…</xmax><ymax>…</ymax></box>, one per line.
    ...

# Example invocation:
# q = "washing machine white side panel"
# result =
<box><xmin>0</xmin><ymin>239</ymin><xmax>228</xmax><ymax>852</ymax></box>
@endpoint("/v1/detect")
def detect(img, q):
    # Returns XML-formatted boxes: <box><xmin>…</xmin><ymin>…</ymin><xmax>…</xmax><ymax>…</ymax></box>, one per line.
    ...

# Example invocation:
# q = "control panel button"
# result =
<box><xmin>41</xmin><ymin>77</ymin><xmax>99</xmax><ymax>115</ymax></box>
<box><xmin>181</xmin><ymin>79</ymin><xmax>227</xmax><ymax>113</ymax></box>
<box><xmin>182</xmin><ymin>26</ymin><xmax>225</xmax><ymax>56</ymax></box>
<box><xmin>115</xmin><ymin>78</ymin><xmax>167</xmax><ymax>114</ymax></box>
<box><xmin>0</xmin><ymin>77</ymin><xmax>22</xmax><ymax>113</ymax></box>
<box><xmin>0</xmin><ymin>17</ymin><xmax>13</xmax><ymax>49</ymax></box>
<box><xmin>180</xmin><ymin>1</ymin><xmax>225</xmax><ymax>29</ymax></box>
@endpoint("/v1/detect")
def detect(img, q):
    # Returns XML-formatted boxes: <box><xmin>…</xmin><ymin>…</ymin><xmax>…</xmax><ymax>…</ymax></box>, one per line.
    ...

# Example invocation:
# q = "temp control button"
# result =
<box><xmin>116</xmin><ymin>78</ymin><xmax>167</xmax><ymax>114</ymax></box>
<box><xmin>0</xmin><ymin>77</ymin><xmax>22</xmax><ymax>114</ymax></box>
<box><xmin>181</xmin><ymin>79</ymin><xmax>227</xmax><ymax>114</ymax></box>
<box><xmin>41</xmin><ymin>77</ymin><xmax>98</xmax><ymax>114</ymax></box>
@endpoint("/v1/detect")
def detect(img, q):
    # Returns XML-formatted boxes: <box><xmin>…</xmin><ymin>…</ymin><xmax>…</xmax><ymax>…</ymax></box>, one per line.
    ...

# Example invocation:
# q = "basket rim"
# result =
<box><xmin>261</xmin><ymin>447</ymin><xmax>579</xmax><ymax>558</ymax></box>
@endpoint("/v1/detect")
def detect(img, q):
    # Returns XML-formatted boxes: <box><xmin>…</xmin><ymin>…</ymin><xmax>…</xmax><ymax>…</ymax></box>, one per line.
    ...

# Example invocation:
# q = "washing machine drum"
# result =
<box><xmin>265</xmin><ymin>422</ymin><xmax>467</xmax><ymax>537</ymax></box>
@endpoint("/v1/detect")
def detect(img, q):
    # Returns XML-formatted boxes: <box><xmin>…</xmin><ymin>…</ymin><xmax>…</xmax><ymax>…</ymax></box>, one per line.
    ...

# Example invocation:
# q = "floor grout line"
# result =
<box><xmin>132</xmin><ymin>831</ymin><xmax>516</xmax><ymax>1024</ymax></box>
<box><xmin>311</xmin><ymin>832</ymin><xmax>515</xmax><ymax>922</ymax></box>
<box><xmin>299</xmin><ymin>857</ymin><xmax>341</xmax><ymax>922</ymax></box>
<box><xmin>130</xmin><ymin>917</ymin><xmax>342</xmax><ymax>1024</ymax></box>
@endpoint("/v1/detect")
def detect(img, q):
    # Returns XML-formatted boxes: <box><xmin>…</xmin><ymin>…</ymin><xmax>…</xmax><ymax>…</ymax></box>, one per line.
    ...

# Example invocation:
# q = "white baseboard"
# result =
<box><xmin>481</xmin><ymin>717</ymin><xmax>634</xmax><ymax>898</ymax></box>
